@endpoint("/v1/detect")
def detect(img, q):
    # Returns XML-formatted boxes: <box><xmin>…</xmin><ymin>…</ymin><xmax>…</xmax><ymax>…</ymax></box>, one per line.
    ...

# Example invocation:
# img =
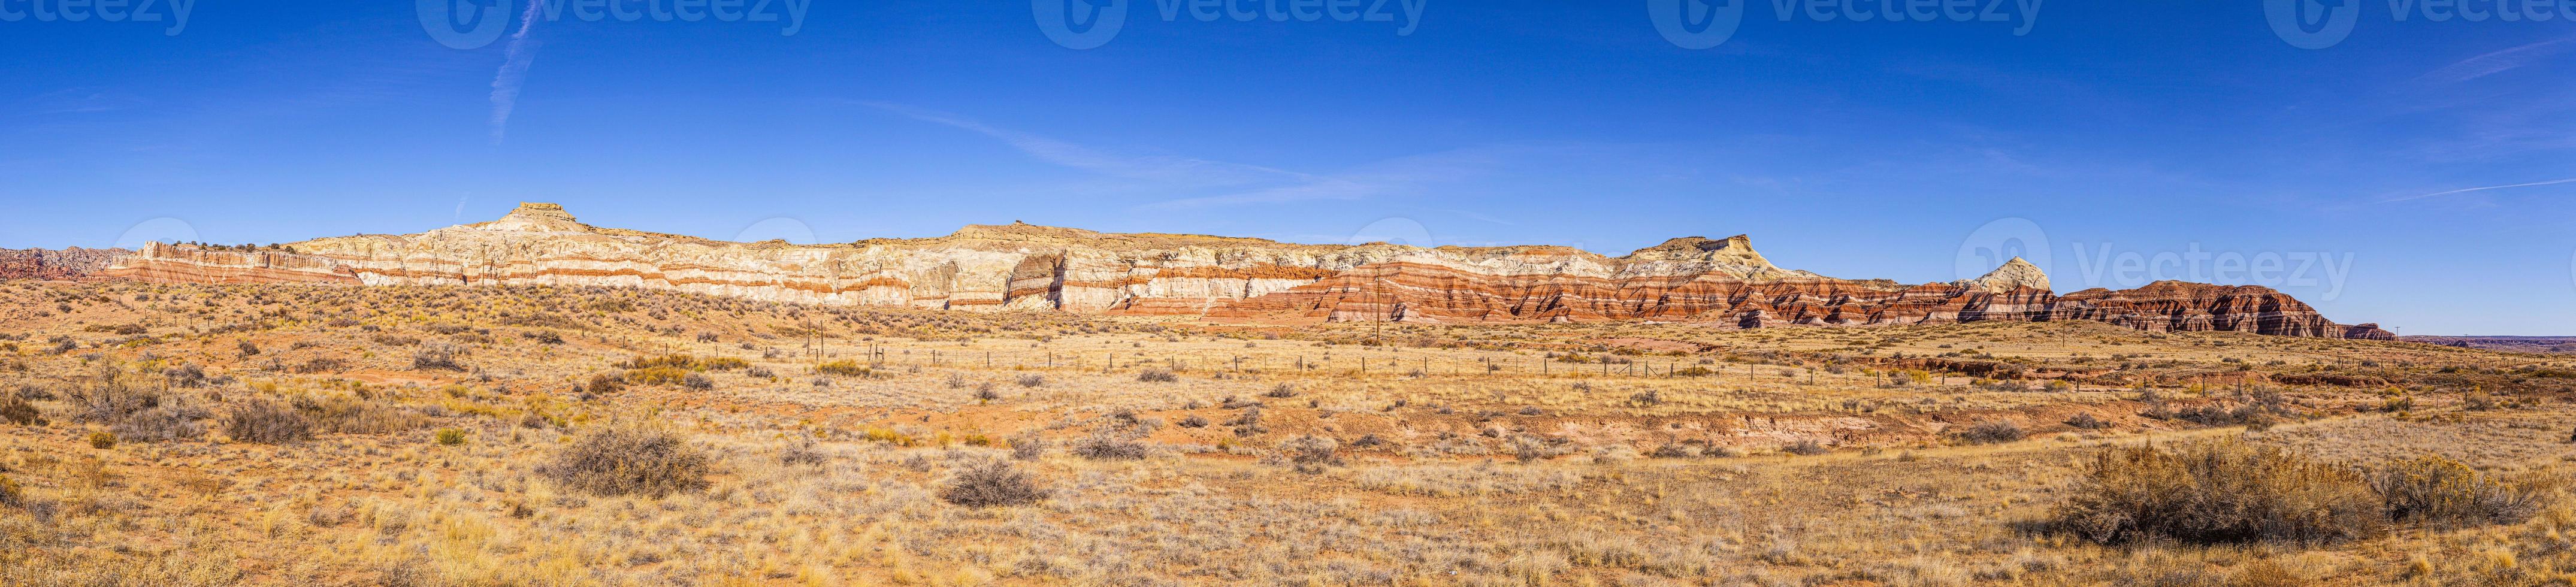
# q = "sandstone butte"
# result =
<box><xmin>80</xmin><ymin>202</ymin><xmax>2393</xmax><ymax>340</ymax></box>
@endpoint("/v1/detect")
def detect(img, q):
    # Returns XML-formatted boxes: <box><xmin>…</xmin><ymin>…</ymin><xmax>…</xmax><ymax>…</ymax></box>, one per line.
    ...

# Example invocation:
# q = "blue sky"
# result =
<box><xmin>1</xmin><ymin>1</ymin><xmax>2571</xmax><ymax>334</ymax></box>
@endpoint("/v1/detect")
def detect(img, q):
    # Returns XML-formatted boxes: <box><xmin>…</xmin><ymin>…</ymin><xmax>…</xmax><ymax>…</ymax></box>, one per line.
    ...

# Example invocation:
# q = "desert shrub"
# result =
<box><xmin>1016</xmin><ymin>374</ymin><xmax>1045</xmax><ymax>388</ymax></box>
<box><xmin>434</xmin><ymin>428</ymin><xmax>468</xmax><ymax>446</ymax></box>
<box><xmin>162</xmin><ymin>364</ymin><xmax>207</xmax><ymax>388</ymax></box>
<box><xmin>2371</xmin><ymin>455</ymin><xmax>2541</xmax><ymax>528</ymax></box>
<box><xmin>1009</xmin><ymin>432</ymin><xmax>1047</xmax><ymax>461</ymax></box>
<box><xmin>294</xmin><ymin>357</ymin><xmax>346</xmax><ymax>374</ymax></box>
<box><xmin>939</xmin><ymin>459</ymin><xmax>1050</xmax><ymax>508</ymax></box>
<box><xmin>973</xmin><ymin>383</ymin><xmax>1000</xmax><ymax>403</ymax></box>
<box><xmin>88</xmin><ymin>431</ymin><xmax>115</xmax><ymax>449</ymax></box>
<box><xmin>681</xmin><ymin>373</ymin><xmax>714</xmax><ymax>391</ymax></box>
<box><xmin>66</xmin><ymin>376</ymin><xmax>158</xmax><ymax>425</ymax></box>
<box><xmin>1782</xmin><ymin>440</ymin><xmax>1831</xmax><ymax>456</ymax></box>
<box><xmin>1953</xmin><ymin>420</ymin><xmax>2026</xmax><ymax>444</ymax></box>
<box><xmin>780</xmin><ymin>443</ymin><xmax>826</xmax><ymax>466</ymax></box>
<box><xmin>0</xmin><ymin>474</ymin><xmax>20</xmax><ymax>508</ymax></box>
<box><xmin>1651</xmin><ymin>443</ymin><xmax>1703</xmax><ymax>458</ymax></box>
<box><xmin>300</xmin><ymin>394</ymin><xmax>427</xmax><ymax>434</ymax></box>
<box><xmin>1177</xmin><ymin>414</ymin><xmax>1209</xmax><ymax>428</ymax></box>
<box><xmin>223</xmin><ymin>399</ymin><xmax>315</xmax><ymax>444</ymax></box>
<box><xmin>1069</xmin><ymin>432</ymin><xmax>1150</xmax><ymax>461</ymax></box>
<box><xmin>2052</xmin><ymin>440</ymin><xmax>2382</xmax><ymax>545</ymax></box>
<box><xmin>1136</xmin><ymin>368</ymin><xmax>1178</xmax><ymax>383</ymax></box>
<box><xmin>1628</xmin><ymin>391</ymin><xmax>1662</xmax><ymax>407</ymax></box>
<box><xmin>111</xmin><ymin>406</ymin><xmax>210</xmax><ymax>442</ymax></box>
<box><xmin>2064</xmin><ymin>413</ymin><xmax>2109</xmax><ymax>429</ymax></box>
<box><xmin>539</xmin><ymin>425</ymin><xmax>710</xmax><ymax>498</ymax></box>
<box><xmin>1264</xmin><ymin>383</ymin><xmax>1297</xmax><ymax>398</ymax></box>
<box><xmin>412</xmin><ymin>344</ymin><xmax>464</xmax><ymax>371</ymax></box>
<box><xmin>618</xmin><ymin>354</ymin><xmax>746</xmax><ymax>371</ymax></box>
<box><xmin>816</xmin><ymin>361</ymin><xmax>870</xmax><ymax>377</ymax></box>
<box><xmin>236</xmin><ymin>340</ymin><xmax>260</xmax><ymax>356</ymax></box>
<box><xmin>586</xmin><ymin>374</ymin><xmax>626</xmax><ymax>395</ymax></box>
<box><xmin>0</xmin><ymin>395</ymin><xmax>43</xmax><ymax>426</ymax></box>
<box><xmin>2462</xmin><ymin>389</ymin><xmax>2498</xmax><ymax>411</ymax></box>
<box><xmin>1277</xmin><ymin>435</ymin><xmax>1341</xmax><ymax>473</ymax></box>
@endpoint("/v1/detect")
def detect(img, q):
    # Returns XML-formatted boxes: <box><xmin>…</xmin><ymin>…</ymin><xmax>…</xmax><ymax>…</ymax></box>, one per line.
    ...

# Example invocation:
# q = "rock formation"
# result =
<box><xmin>0</xmin><ymin>247</ymin><xmax>130</xmax><ymax>281</ymax></box>
<box><xmin>85</xmin><ymin>202</ymin><xmax>2389</xmax><ymax>338</ymax></box>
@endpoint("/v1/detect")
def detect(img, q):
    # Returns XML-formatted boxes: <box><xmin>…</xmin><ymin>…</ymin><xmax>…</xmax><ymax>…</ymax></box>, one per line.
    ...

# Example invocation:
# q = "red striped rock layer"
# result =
<box><xmin>0</xmin><ymin>247</ymin><xmax>130</xmax><ymax>281</ymax></box>
<box><xmin>1208</xmin><ymin>262</ymin><xmax>2384</xmax><ymax>338</ymax></box>
<box><xmin>89</xmin><ymin>202</ymin><xmax>2386</xmax><ymax>338</ymax></box>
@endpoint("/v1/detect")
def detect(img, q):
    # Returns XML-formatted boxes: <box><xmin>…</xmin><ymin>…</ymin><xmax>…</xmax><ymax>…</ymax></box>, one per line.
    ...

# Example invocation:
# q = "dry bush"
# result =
<box><xmin>0</xmin><ymin>473</ymin><xmax>20</xmax><ymax>508</ymax></box>
<box><xmin>1277</xmin><ymin>435</ymin><xmax>1341</xmax><ymax>473</ymax></box>
<box><xmin>65</xmin><ymin>376</ymin><xmax>157</xmax><ymax>425</ymax></box>
<box><xmin>539</xmin><ymin>424</ymin><xmax>710</xmax><ymax>498</ymax></box>
<box><xmin>2064</xmin><ymin>413</ymin><xmax>2109</xmax><ymax>429</ymax></box>
<box><xmin>1953</xmin><ymin>420</ymin><xmax>2026</xmax><ymax>444</ymax></box>
<box><xmin>111</xmin><ymin>405</ymin><xmax>209</xmax><ymax>442</ymax></box>
<box><xmin>586</xmin><ymin>374</ymin><xmax>625</xmax><ymax>395</ymax></box>
<box><xmin>2053</xmin><ymin>440</ymin><xmax>2383</xmax><ymax>545</ymax></box>
<box><xmin>2371</xmin><ymin>455</ymin><xmax>2542</xmax><ymax>528</ymax></box>
<box><xmin>223</xmin><ymin>399</ymin><xmax>315</xmax><ymax>444</ymax></box>
<box><xmin>780</xmin><ymin>443</ymin><xmax>826</xmax><ymax>466</ymax></box>
<box><xmin>1782</xmin><ymin>439</ymin><xmax>1831</xmax><ymax>456</ymax></box>
<box><xmin>816</xmin><ymin>361</ymin><xmax>870</xmax><ymax>377</ymax></box>
<box><xmin>1009</xmin><ymin>432</ymin><xmax>1047</xmax><ymax>461</ymax></box>
<box><xmin>0</xmin><ymin>395</ymin><xmax>42</xmax><ymax>426</ymax></box>
<box><xmin>624</xmin><ymin>367</ymin><xmax>690</xmax><ymax>386</ymax></box>
<box><xmin>411</xmin><ymin>344</ymin><xmax>464</xmax><ymax>371</ymax></box>
<box><xmin>297</xmin><ymin>394</ymin><xmax>425</xmax><ymax>435</ymax></box>
<box><xmin>1069</xmin><ymin>431</ymin><xmax>1150</xmax><ymax>461</ymax></box>
<box><xmin>1136</xmin><ymin>368</ymin><xmax>1178</xmax><ymax>383</ymax></box>
<box><xmin>939</xmin><ymin>459</ymin><xmax>1049</xmax><ymax>508</ymax></box>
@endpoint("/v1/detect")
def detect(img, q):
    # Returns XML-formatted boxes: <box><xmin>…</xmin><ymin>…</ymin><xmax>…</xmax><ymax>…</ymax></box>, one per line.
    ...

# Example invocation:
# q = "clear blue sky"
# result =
<box><xmin>2</xmin><ymin>1</ymin><xmax>2571</xmax><ymax>335</ymax></box>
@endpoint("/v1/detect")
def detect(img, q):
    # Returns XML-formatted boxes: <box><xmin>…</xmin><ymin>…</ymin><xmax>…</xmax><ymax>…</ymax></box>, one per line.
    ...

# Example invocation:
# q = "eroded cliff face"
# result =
<box><xmin>92</xmin><ymin>203</ymin><xmax>2387</xmax><ymax>338</ymax></box>
<box><xmin>0</xmin><ymin>247</ymin><xmax>129</xmax><ymax>281</ymax></box>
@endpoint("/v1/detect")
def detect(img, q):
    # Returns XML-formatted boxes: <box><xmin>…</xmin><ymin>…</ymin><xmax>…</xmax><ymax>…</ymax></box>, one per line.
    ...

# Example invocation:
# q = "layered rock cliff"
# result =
<box><xmin>0</xmin><ymin>247</ymin><xmax>129</xmax><ymax>281</ymax></box>
<box><xmin>89</xmin><ymin>202</ymin><xmax>2388</xmax><ymax>338</ymax></box>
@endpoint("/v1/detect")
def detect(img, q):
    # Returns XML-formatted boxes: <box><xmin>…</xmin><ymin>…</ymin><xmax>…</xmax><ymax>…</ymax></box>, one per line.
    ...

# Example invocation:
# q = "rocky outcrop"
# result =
<box><xmin>0</xmin><ymin>247</ymin><xmax>129</xmax><ymax>281</ymax></box>
<box><xmin>92</xmin><ymin>202</ymin><xmax>2385</xmax><ymax>338</ymax></box>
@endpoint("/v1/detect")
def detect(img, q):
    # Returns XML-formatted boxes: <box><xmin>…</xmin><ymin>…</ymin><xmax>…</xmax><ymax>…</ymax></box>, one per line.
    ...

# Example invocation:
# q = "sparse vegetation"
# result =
<box><xmin>222</xmin><ymin>399</ymin><xmax>313</xmax><ymax>444</ymax></box>
<box><xmin>0</xmin><ymin>282</ymin><xmax>2565</xmax><ymax>585</ymax></box>
<box><xmin>2054</xmin><ymin>440</ymin><xmax>2383</xmax><ymax>545</ymax></box>
<box><xmin>939</xmin><ymin>459</ymin><xmax>1048</xmax><ymax>507</ymax></box>
<box><xmin>537</xmin><ymin>423</ymin><xmax>710</xmax><ymax>498</ymax></box>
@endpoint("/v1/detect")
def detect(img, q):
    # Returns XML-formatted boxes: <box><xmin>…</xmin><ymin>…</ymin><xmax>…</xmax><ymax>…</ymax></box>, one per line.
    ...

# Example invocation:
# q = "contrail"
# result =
<box><xmin>488</xmin><ymin>0</ymin><xmax>545</xmax><ymax>144</ymax></box>
<box><xmin>2385</xmin><ymin>177</ymin><xmax>2576</xmax><ymax>202</ymax></box>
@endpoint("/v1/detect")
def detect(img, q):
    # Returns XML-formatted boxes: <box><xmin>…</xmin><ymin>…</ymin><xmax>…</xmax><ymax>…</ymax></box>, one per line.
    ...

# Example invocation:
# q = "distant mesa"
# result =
<box><xmin>0</xmin><ymin>202</ymin><xmax>2385</xmax><ymax>338</ymax></box>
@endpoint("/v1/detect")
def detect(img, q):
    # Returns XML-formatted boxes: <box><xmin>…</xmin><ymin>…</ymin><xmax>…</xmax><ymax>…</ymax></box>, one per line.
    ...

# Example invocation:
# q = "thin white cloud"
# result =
<box><xmin>487</xmin><ymin>1</ymin><xmax>545</xmax><ymax>144</ymax></box>
<box><xmin>2418</xmin><ymin>36</ymin><xmax>2575</xmax><ymax>86</ymax></box>
<box><xmin>2385</xmin><ymin>177</ymin><xmax>2576</xmax><ymax>202</ymax></box>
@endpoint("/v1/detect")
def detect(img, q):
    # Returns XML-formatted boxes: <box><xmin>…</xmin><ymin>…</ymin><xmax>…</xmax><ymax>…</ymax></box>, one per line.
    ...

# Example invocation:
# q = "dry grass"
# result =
<box><xmin>0</xmin><ymin>280</ymin><xmax>2572</xmax><ymax>584</ymax></box>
